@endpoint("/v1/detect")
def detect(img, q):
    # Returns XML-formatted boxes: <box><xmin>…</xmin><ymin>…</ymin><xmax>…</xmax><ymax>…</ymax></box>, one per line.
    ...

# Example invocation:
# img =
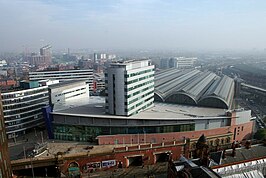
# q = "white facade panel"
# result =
<box><xmin>105</xmin><ymin>60</ymin><xmax>154</xmax><ymax>116</ymax></box>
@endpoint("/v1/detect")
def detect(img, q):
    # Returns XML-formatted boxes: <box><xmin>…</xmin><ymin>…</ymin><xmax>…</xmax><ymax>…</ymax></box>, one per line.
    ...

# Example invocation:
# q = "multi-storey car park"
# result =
<box><xmin>154</xmin><ymin>68</ymin><xmax>235</xmax><ymax>109</ymax></box>
<box><xmin>1</xmin><ymin>81</ymin><xmax>49</xmax><ymax>139</ymax></box>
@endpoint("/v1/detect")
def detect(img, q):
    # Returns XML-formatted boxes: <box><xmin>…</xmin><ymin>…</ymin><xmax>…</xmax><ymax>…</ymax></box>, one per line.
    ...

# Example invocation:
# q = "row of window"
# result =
<box><xmin>125</xmin><ymin>80</ymin><xmax>154</xmax><ymax>92</ymax></box>
<box><xmin>3</xmin><ymin>95</ymin><xmax>48</xmax><ymax>111</ymax></box>
<box><xmin>2</xmin><ymin>92</ymin><xmax>48</xmax><ymax>105</ymax></box>
<box><xmin>65</xmin><ymin>92</ymin><xmax>86</xmax><ymax>100</ymax></box>
<box><xmin>127</xmin><ymin>86</ymin><xmax>154</xmax><ymax>99</ymax></box>
<box><xmin>55</xmin><ymin>87</ymin><xmax>86</xmax><ymax>97</ymax></box>
<box><xmin>6</xmin><ymin>113</ymin><xmax>42</xmax><ymax>127</ymax></box>
<box><xmin>125</xmin><ymin>74</ymin><xmax>154</xmax><ymax>85</ymax></box>
<box><xmin>1</xmin><ymin>88</ymin><xmax>47</xmax><ymax>100</ymax></box>
<box><xmin>3</xmin><ymin>103</ymin><xmax>48</xmax><ymax>116</ymax></box>
<box><xmin>125</xmin><ymin>68</ymin><xmax>154</xmax><ymax>78</ymax></box>
<box><xmin>128</xmin><ymin>100</ymin><xmax>154</xmax><ymax>116</ymax></box>
<box><xmin>127</xmin><ymin>89</ymin><xmax>154</xmax><ymax>109</ymax></box>
<box><xmin>30</xmin><ymin>74</ymin><xmax>92</xmax><ymax>78</ymax></box>
<box><xmin>30</xmin><ymin>70</ymin><xmax>93</xmax><ymax>75</ymax></box>
<box><xmin>4</xmin><ymin>109</ymin><xmax>42</xmax><ymax>121</ymax></box>
<box><xmin>53</xmin><ymin>123</ymin><xmax>195</xmax><ymax>142</ymax></box>
<box><xmin>6</xmin><ymin>118</ymin><xmax>44</xmax><ymax>133</ymax></box>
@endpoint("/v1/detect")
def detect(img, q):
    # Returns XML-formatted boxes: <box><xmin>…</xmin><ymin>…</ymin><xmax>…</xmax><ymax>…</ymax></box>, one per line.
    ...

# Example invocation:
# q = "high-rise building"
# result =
<box><xmin>0</xmin><ymin>93</ymin><xmax>12</xmax><ymax>178</ymax></box>
<box><xmin>28</xmin><ymin>45</ymin><xmax>52</xmax><ymax>66</ymax></box>
<box><xmin>40</xmin><ymin>45</ymin><xmax>52</xmax><ymax>57</ymax></box>
<box><xmin>105</xmin><ymin>60</ymin><xmax>154</xmax><ymax>116</ymax></box>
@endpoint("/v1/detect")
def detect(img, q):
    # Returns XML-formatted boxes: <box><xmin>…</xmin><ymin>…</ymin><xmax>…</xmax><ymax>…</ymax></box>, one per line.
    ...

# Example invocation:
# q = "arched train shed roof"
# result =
<box><xmin>154</xmin><ymin>68</ymin><xmax>234</xmax><ymax>109</ymax></box>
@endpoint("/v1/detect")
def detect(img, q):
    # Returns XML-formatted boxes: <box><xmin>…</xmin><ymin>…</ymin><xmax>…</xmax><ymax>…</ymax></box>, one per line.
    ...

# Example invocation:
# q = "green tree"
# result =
<box><xmin>254</xmin><ymin>129</ymin><xmax>266</xmax><ymax>140</ymax></box>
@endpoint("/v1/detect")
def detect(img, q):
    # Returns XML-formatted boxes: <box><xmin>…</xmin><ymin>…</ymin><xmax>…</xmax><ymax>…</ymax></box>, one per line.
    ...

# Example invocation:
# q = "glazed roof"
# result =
<box><xmin>155</xmin><ymin>69</ymin><xmax>235</xmax><ymax>109</ymax></box>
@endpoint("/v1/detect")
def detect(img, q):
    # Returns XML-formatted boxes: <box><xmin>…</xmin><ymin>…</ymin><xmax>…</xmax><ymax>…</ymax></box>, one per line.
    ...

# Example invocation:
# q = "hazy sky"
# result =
<box><xmin>0</xmin><ymin>0</ymin><xmax>266</xmax><ymax>52</ymax></box>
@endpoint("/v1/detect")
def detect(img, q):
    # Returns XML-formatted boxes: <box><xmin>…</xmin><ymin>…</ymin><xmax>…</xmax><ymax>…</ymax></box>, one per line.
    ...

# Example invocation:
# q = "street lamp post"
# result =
<box><xmin>30</xmin><ymin>157</ymin><xmax>35</xmax><ymax>178</ymax></box>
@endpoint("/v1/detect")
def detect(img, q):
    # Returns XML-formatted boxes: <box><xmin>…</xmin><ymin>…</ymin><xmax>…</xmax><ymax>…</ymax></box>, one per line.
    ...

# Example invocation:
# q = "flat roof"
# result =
<box><xmin>52</xmin><ymin>96</ymin><xmax>228</xmax><ymax>120</ymax></box>
<box><xmin>48</xmin><ymin>80</ymin><xmax>87</xmax><ymax>89</ymax></box>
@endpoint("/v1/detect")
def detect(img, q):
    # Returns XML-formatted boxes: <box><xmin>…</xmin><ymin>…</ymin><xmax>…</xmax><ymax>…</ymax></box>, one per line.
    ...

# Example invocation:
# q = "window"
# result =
<box><xmin>210</xmin><ymin>141</ymin><xmax>213</xmax><ymax>146</ymax></box>
<box><xmin>226</xmin><ymin>137</ymin><xmax>231</xmax><ymax>143</ymax></box>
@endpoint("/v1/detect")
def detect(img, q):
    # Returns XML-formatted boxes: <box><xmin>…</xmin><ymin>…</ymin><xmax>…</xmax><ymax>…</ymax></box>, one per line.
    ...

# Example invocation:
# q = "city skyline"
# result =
<box><xmin>1</xmin><ymin>0</ymin><xmax>266</xmax><ymax>52</ymax></box>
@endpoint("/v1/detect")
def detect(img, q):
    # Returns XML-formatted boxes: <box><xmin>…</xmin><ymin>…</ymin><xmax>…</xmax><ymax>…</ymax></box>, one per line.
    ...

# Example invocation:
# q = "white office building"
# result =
<box><xmin>105</xmin><ymin>60</ymin><xmax>154</xmax><ymax>116</ymax></box>
<box><xmin>48</xmin><ymin>80</ymin><xmax>89</xmax><ymax>110</ymax></box>
<box><xmin>29</xmin><ymin>69</ymin><xmax>93</xmax><ymax>90</ymax></box>
<box><xmin>1</xmin><ymin>83</ymin><xmax>49</xmax><ymax>139</ymax></box>
<box><xmin>169</xmin><ymin>57</ymin><xmax>196</xmax><ymax>69</ymax></box>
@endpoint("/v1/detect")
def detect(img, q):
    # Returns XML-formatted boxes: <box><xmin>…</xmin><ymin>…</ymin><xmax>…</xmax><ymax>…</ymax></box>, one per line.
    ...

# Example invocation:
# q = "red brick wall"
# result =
<box><xmin>97</xmin><ymin>126</ymin><xmax>233</xmax><ymax>145</ymax></box>
<box><xmin>98</xmin><ymin>113</ymin><xmax>254</xmax><ymax>145</ymax></box>
<box><xmin>60</xmin><ymin>144</ymin><xmax>184</xmax><ymax>174</ymax></box>
<box><xmin>0</xmin><ymin>80</ymin><xmax>16</xmax><ymax>87</ymax></box>
<box><xmin>230</xmin><ymin>121</ymin><xmax>254</xmax><ymax>141</ymax></box>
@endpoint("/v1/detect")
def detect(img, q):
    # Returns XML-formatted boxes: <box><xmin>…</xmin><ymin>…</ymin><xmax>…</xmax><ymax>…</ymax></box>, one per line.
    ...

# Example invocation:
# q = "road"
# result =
<box><xmin>81</xmin><ymin>162</ymin><xmax>168</xmax><ymax>178</ymax></box>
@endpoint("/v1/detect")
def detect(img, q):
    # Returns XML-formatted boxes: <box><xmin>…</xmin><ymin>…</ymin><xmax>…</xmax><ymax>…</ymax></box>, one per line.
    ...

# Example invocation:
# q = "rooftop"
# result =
<box><xmin>154</xmin><ymin>69</ymin><xmax>235</xmax><ymax>109</ymax></box>
<box><xmin>48</xmin><ymin>80</ymin><xmax>87</xmax><ymax>89</ymax></box>
<box><xmin>171</xmin><ymin>156</ymin><xmax>222</xmax><ymax>178</ymax></box>
<box><xmin>52</xmin><ymin>96</ymin><xmax>228</xmax><ymax>120</ymax></box>
<box><xmin>222</xmin><ymin>144</ymin><xmax>266</xmax><ymax>165</ymax></box>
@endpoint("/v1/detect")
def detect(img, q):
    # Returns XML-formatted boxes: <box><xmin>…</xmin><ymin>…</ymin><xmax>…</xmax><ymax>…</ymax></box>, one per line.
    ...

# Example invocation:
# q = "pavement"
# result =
<box><xmin>8</xmin><ymin>129</ymin><xmax>49</xmax><ymax>160</ymax></box>
<box><xmin>9</xmin><ymin>129</ymin><xmax>124</xmax><ymax>161</ymax></box>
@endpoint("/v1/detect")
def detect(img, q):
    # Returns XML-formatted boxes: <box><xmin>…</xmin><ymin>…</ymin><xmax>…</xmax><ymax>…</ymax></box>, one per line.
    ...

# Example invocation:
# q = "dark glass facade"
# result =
<box><xmin>53</xmin><ymin>124</ymin><xmax>195</xmax><ymax>142</ymax></box>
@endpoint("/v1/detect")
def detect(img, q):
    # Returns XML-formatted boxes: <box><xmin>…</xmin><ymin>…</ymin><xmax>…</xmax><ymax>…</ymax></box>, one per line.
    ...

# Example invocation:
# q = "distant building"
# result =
<box><xmin>160</xmin><ymin>57</ymin><xmax>196</xmax><ymax>69</ymax></box>
<box><xmin>160</xmin><ymin>58</ymin><xmax>170</xmax><ymax>69</ymax></box>
<box><xmin>0</xmin><ymin>59</ymin><xmax>7</xmax><ymax>67</ymax></box>
<box><xmin>28</xmin><ymin>45</ymin><xmax>52</xmax><ymax>66</ymax></box>
<box><xmin>93</xmin><ymin>53</ymin><xmax>116</xmax><ymax>62</ymax></box>
<box><xmin>29</xmin><ymin>69</ymin><xmax>93</xmax><ymax>91</ymax></box>
<box><xmin>40</xmin><ymin>45</ymin><xmax>52</xmax><ymax>57</ymax></box>
<box><xmin>93</xmin><ymin>73</ymin><xmax>105</xmax><ymax>93</ymax></box>
<box><xmin>0</xmin><ymin>94</ymin><xmax>12</xmax><ymax>177</ymax></box>
<box><xmin>94</xmin><ymin>53</ymin><xmax>106</xmax><ymax>62</ymax></box>
<box><xmin>0</xmin><ymin>79</ymin><xmax>16</xmax><ymax>88</ymax></box>
<box><xmin>169</xmin><ymin>57</ymin><xmax>196</xmax><ymax>69</ymax></box>
<box><xmin>1</xmin><ymin>81</ymin><xmax>49</xmax><ymax>139</ymax></box>
<box><xmin>105</xmin><ymin>60</ymin><xmax>154</xmax><ymax>116</ymax></box>
<box><xmin>0</xmin><ymin>69</ymin><xmax>7</xmax><ymax>76</ymax></box>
